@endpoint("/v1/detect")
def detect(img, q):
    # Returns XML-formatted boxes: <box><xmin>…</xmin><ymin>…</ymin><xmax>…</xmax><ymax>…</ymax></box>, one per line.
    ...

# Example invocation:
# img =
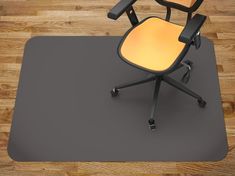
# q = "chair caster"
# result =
<box><xmin>110</xmin><ymin>88</ymin><xmax>119</xmax><ymax>97</ymax></box>
<box><xmin>148</xmin><ymin>119</ymin><xmax>156</xmax><ymax>131</ymax></box>
<box><xmin>198</xmin><ymin>98</ymin><xmax>206</xmax><ymax>108</ymax></box>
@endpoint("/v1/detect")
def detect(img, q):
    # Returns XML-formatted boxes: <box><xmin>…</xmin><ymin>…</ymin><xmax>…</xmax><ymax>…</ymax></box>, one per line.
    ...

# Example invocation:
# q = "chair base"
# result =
<box><xmin>111</xmin><ymin>61</ymin><xmax>206</xmax><ymax>131</ymax></box>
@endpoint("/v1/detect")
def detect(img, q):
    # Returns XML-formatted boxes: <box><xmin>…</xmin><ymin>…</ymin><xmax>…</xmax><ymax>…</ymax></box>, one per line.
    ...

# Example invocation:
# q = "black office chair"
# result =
<box><xmin>108</xmin><ymin>0</ymin><xmax>207</xmax><ymax>130</ymax></box>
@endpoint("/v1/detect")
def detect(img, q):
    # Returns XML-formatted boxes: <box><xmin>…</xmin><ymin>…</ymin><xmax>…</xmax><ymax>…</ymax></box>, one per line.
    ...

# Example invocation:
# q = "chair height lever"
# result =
<box><xmin>181</xmin><ymin>60</ymin><xmax>193</xmax><ymax>84</ymax></box>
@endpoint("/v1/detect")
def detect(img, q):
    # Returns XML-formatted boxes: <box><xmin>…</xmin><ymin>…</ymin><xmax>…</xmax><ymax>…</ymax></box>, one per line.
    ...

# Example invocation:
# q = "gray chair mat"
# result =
<box><xmin>8</xmin><ymin>36</ymin><xmax>228</xmax><ymax>161</ymax></box>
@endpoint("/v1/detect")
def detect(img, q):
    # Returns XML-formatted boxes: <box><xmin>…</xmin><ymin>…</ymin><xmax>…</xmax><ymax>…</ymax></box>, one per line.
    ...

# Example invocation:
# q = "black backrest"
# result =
<box><xmin>155</xmin><ymin>0</ymin><xmax>203</xmax><ymax>22</ymax></box>
<box><xmin>155</xmin><ymin>0</ymin><xmax>203</xmax><ymax>13</ymax></box>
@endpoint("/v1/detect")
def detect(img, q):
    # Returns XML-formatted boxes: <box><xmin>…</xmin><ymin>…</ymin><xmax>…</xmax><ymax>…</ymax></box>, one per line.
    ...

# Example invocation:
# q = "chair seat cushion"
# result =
<box><xmin>119</xmin><ymin>17</ymin><xmax>186</xmax><ymax>72</ymax></box>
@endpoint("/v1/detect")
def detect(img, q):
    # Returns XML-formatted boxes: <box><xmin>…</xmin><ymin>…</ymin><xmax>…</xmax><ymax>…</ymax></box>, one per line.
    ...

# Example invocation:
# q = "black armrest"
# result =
<box><xmin>107</xmin><ymin>0</ymin><xmax>137</xmax><ymax>20</ymax></box>
<box><xmin>179</xmin><ymin>14</ymin><xmax>206</xmax><ymax>44</ymax></box>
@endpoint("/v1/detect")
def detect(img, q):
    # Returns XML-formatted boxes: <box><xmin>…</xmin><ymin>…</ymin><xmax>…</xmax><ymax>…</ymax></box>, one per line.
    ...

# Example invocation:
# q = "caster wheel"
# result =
<box><xmin>198</xmin><ymin>98</ymin><xmax>206</xmax><ymax>108</ymax></box>
<box><xmin>148</xmin><ymin>119</ymin><xmax>156</xmax><ymax>131</ymax></box>
<box><xmin>110</xmin><ymin>88</ymin><xmax>119</xmax><ymax>97</ymax></box>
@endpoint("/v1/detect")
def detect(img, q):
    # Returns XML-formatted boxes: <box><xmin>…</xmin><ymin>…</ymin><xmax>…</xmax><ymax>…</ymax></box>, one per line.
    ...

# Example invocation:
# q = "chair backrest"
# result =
<box><xmin>155</xmin><ymin>0</ymin><xmax>203</xmax><ymax>23</ymax></box>
<box><xmin>166</xmin><ymin>0</ymin><xmax>196</xmax><ymax>7</ymax></box>
<box><xmin>155</xmin><ymin>0</ymin><xmax>203</xmax><ymax>13</ymax></box>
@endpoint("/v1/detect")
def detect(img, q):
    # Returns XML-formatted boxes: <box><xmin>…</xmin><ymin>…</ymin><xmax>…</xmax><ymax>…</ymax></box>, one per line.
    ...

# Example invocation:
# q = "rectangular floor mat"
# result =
<box><xmin>8</xmin><ymin>36</ymin><xmax>228</xmax><ymax>161</ymax></box>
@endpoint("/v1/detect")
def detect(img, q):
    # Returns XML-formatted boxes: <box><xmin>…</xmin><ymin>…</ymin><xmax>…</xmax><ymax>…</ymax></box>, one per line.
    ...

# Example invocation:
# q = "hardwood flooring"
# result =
<box><xmin>0</xmin><ymin>0</ymin><xmax>234</xmax><ymax>175</ymax></box>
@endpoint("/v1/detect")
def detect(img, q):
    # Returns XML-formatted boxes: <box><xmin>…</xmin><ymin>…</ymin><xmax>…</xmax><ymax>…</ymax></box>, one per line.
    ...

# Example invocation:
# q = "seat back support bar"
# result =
<box><xmin>126</xmin><ymin>6</ymin><xmax>139</xmax><ymax>26</ymax></box>
<box><xmin>165</xmin><ymin>7</ymin><xmax>171</xmax><ymax>21</ymax></box>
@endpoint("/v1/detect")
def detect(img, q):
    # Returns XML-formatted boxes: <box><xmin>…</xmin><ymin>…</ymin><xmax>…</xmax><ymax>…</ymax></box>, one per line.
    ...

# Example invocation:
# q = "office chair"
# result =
<box><xmin>108</xmin><ymin>0</ymin><xmax>207</xmax><ymax>130</ymax></box>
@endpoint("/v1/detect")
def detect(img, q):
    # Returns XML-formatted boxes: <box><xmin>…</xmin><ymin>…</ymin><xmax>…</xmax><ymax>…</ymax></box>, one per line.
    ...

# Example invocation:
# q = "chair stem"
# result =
<box><xmin>150</xmin><ymin>77</ymin><xmax>161</xmax><ymax>120</ymax></box>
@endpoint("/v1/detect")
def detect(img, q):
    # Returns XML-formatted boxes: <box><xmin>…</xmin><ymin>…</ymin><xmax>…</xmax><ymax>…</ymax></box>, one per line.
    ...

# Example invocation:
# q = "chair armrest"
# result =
<box><xmin>179</xmin><ymin>14</ymin><xmax>206</xmax><ymax>44</ymax></box>
<box><xmin>107</xmin><ymin>0</ymin><xmax>137</xmax><ymax>20</ymax></box>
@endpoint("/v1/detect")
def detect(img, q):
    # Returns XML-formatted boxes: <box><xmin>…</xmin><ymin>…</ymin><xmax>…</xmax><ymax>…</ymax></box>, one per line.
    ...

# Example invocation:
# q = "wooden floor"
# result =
<box><xmin>0</xmin><ymin>0</ymin><xmax>234</xmax><ymax>175</ymax></box>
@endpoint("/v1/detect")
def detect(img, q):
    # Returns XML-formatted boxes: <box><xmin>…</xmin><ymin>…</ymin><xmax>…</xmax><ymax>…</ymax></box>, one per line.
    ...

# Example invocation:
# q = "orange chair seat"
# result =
<box><xmin>119</xmin><ymin>17</ymin><xmax>186</xmax><ymax>72</ymax></box>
